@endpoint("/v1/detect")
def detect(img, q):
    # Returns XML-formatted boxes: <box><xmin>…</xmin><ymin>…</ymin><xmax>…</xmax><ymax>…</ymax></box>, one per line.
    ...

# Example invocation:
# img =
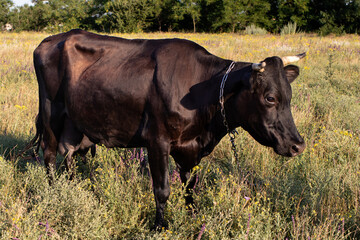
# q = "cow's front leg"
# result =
<box><xmin>171</xmin><ymin>144</ymin><xmax>200</xmax><ymax>211</ymax></box>
<box><xmin>180</xmin><ymin>168</ymin><xmax>197</xmax><ymax>208</ymax></box>
<box><xmin>148</xmin><ymin>143</ymin><xmax>170</xmax><ymax>231</ymax></box>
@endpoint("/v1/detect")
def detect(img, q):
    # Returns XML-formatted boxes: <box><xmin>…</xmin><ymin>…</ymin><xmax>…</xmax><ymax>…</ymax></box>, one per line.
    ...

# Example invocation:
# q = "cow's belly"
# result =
<box><xmin>65</xmin><ymin>80</ymin><xmax>148</xmax><ymax>147</ymax></box>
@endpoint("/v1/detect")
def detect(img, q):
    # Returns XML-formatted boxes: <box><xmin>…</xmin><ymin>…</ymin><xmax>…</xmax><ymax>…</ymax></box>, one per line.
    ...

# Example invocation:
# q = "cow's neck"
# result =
<box><xmin>199</xmin><ymin>64</ymin><xmax>252</xmax><ymax>157</ymax></box>
<box><xmin>222</xmin><ymin>64</ymin><xmax>252</xmax><ymax>95</ymax></box>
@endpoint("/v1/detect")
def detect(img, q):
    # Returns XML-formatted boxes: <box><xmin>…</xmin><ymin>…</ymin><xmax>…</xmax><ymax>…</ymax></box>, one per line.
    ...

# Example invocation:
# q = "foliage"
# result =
<box><xmin>0</xmin><ymin>0</ymin><xmax>12</xmax><ymax>26</ymax></box>
<box><xmin>271</xmin><ymin>0</ymin><xmax>309</xmax><ymax>32</ymax></box>
<box><xmin>213</xmin><ymin>0</ymin><xmax>271</xmax><ymax>33</ymax></box>
<box><xmin>0</xmin><ymin>32</ymin><xmax>360</xmax><ymax>239</ymax></box>
<box><xmin>171</xmin><ymin>0</ymin><xmax>201</xmax><ymax>33</ymax></box>
<box><xmin>3</xmin><ymin>0</ymin><xmax>360</xmax><ymax>34</ymax></box>
<box><xmin>148</xmin><ymin>0</ymin><xmax>176</xmax><ymax>32</ymax></box>
<box><xmin>44</xmin><ymin>0</ymin><xmax>90</xmax><ymax>32</ymax></box>
<box><xmin>9</xmin><ymin>0</ymin><xmax>90</xmax><ymax>32</ymax></box>
<box><xmin>307</xmin><ymin>0</ymin><xmax>360</xmax><ymax>35</ymax></box>
<box><xmin>318</xmin><ymin>11</ymin><xmax>345</xmax><ymax>36</ymax></box>
<box><xmin>91</xmin><ymin>0</ymin><xmax>155</xmax><ymax>33</ymax></box>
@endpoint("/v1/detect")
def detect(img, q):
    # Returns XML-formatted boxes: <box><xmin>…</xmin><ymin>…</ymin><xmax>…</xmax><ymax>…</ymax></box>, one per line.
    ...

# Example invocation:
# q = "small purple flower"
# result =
<box><xmin>292</xmin><ymin>215</ymin><xmax>296</xmax><ymax>232</ymax></box>
<box><xmin>13</xmin><ymin>224</ymin><xmax>19</xmax><ymax>231</ymax></box>
<box><xmin>244</xmin><ymin>196</ymin><xmax>250</xmax><ymax>201</ymax></box>
<box><xmin>39</xmin><ymin>220</ymin><xmax>56</xmax><ymax>237</ymax></box>
<box><xmin>39</xmin><ymin>220</ymin><xmax>49</xmax><ymax>232</ymax></box>
<box><xmin>193</xmin><ymin>175</ymin><xmax>199</xmax><ymax>190</ymax></box>
<box><xmin>245</xmin><ymin>213</ymin><xmax>251</xmax><ymax>240</ymax></box>
<box><xmin>171</xmin><ymin>170</ymin><xmax>179</xmax><ymax>182</ymax></box>
<box><xmin>139</xmin><ymin>148</ymin><xmax>145</xmax><ymax>162</ymax></box>
<box><xmin>196</xmin><ymin>223</ymin><xmax>206</xmax><ymax>240</ymax></box>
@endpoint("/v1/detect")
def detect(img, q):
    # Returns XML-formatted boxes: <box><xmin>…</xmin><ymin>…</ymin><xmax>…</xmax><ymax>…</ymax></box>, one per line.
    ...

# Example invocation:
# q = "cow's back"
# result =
<box><xmin>34</xmin><ymin>30</ymin><xmax>227</xmax><ymax>147</ymax></box>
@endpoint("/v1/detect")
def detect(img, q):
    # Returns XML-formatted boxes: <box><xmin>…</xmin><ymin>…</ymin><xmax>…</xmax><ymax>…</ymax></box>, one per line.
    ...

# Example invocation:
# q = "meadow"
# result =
<box><xmin>0</xmin><ymin>31</ymin><xmax>359</xmax><ymax>239</ymax></box>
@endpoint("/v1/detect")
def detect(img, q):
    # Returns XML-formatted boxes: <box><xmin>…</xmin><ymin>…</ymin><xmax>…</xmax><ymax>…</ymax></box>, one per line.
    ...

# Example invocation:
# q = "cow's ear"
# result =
<box><xmin>284</xmin><ymin>65</ymin><xmax>299</xmax><ymax>84</ymax></box>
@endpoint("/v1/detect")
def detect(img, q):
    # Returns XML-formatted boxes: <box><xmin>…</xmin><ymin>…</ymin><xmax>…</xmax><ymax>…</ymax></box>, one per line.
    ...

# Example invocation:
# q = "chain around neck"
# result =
<box><xmin>219</xmin><ymin>61</ymin><xmax>235</xmax><ymax>133</ymax></box>
<box><xmin>218</xmin><ymin>61</ymin><xmax>239</xmax><ymax>162</ymax></box>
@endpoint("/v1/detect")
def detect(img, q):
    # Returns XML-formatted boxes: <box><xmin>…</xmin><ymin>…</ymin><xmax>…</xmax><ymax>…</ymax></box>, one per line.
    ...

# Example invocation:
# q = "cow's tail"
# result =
<box><xmin>30</xmin><ymin>112</ymin><xmax>43</xmax><ymax>154</ymax></box>
<box><xmin>15</xmin><ymin>112</ymin><xmax>43</xmax><ymax>160</ymax></box>
<box><xmin>16</xmin><ymin>51</ymin><xmax>44</xmax><ymax>160</ymax></box>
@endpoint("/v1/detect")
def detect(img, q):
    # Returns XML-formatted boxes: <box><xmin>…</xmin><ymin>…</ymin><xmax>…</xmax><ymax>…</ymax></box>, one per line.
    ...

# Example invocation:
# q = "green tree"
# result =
<box><xmin>308</xmin><ymin>0</ymin><xmax>348</xmax><ymax>35</ymax></box>
<box><xmin>149</xmin><ymin>0</ymin><xmax>176</xmax><ymax>31</ymax></box>
<box><xmin>0</xmin><ymin>0</ymin><xmax>12</xmax><ymax>27</ymax></box>
<box><xmin>9</xmin><ymin>4</ymin><xmax>45</xmax><ymax>31</ymax></box>
<box><xmin>41</xmin><ymin>0</ymin><xmax>89</xmax><ymax>31</ymax></box>
<box><xmin>198</xmin><ymin>0</ymin><xmax>224</xmax><ymax>32</ymax></box>
<box><xmin>172</xmin><ymin>0</ymin><xmax>201</xmax><ymax>32</ymax></box>
<box><xmin>344</xmin><ymin>0</ymin><xmax>360</xmax><ymax>33</ymax></box>
<box><xmin>215</xmin><ymin>0</ymin><xmax>270</xmax><ymax>33</ymax></box>
<box><xmin>244</xmin><ymin>0</ymin><xmax>271</xmax><ymax>29</ymax></box>
<box><xmin>268</xmin><ymin>0</ymin><xmax>309</xmax><ymax>33</ymax></box>
<box><xmin>11</xmin><ymin>0</ymin><xmax>90</xmax><ymax>32</ymax></box>
<box><xmin>92</xmin><ymin>0</ymin><xmax>155</xmax><ymax>33</ymax></box>
<box><xmin>184</xmin><ymin>0</ymin><xmax>201</xmax><ymax>32</ymax></box>
<box><xmin>278</xmin><ymin>0</ymin><xmax>309</xmax><ymax>27</ymax></box>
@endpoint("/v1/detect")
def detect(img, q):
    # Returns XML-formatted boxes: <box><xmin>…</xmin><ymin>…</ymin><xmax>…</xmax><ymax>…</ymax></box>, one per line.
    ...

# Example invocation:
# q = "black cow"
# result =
<box><xmin>31</xmin><ymin>29</ymin><xmax>305</xmax><ymax>230</ymax></box>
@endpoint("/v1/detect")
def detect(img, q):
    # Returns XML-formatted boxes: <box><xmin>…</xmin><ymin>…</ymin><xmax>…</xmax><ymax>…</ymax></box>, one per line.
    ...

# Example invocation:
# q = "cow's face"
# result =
<box><xmin>233</xmin><ymin>56</ymin><xmax>305</xmax><ymax>157</ymax></box>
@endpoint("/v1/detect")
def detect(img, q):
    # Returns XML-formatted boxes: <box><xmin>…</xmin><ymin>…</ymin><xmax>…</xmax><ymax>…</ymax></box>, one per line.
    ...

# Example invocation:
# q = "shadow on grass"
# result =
<box><xmin>0</xmin><ymin>133</ymin><xmax>31</xmax><ymax>157</ymax></box>
<box><xmin>0</xmin><ymin>133</ymin><xmax>98</xmax><ymax>178</ymax></box>
<box><xmin>0</xmin><ymin>133</ymin><xmax>42</xmax><ymax>171</ymax></box>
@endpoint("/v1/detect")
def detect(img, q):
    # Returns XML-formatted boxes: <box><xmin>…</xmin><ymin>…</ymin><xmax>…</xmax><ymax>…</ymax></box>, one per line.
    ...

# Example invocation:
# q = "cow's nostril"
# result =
<box><xmin>290</xmin><ymin>142</ymin><xmax>306</xmax><ymax>156</ymax></box>
<box><xmin>292</xmin><ymin>145</ymin><xmax>299</xmax><ymax>153</ymax></box>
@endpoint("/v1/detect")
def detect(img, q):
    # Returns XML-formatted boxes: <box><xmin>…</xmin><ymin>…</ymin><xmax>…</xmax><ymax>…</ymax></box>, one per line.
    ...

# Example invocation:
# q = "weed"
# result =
<box><xmin>280</xmin><ymin>22</ymin><xmax>298</xmax><ymax>35</ymax></box>
<box><xmin>244</xmin><ymin>25</ymin><xmax>267</xmax><ymax>35</ymax></box>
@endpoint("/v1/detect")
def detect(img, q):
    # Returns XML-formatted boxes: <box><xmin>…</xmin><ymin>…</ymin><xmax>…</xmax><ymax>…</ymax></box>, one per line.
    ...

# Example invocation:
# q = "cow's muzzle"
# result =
<box><xmin>289</xmin><ymin>141</ymin><xmax>306</xmax><ymax>157</ymax></box>
<box><xmin>273</xmin><ymin>136</ymin><xmax>306</xmax><ymax>157</ymax></box>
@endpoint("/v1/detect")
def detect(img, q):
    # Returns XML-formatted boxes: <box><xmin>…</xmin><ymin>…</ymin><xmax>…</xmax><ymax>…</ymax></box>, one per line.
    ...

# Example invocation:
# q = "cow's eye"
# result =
<box><xmin>265</xmin><ymin>96</ymin><xmax>276</xmax><ymax>104</ymax></box>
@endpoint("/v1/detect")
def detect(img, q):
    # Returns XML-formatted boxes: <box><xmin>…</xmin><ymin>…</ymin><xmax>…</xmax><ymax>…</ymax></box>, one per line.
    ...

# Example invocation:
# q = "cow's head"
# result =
<box><xmin>230</xmin><ymin>53</ymin><xmax>306</xmax><ymax>157</ymax></box>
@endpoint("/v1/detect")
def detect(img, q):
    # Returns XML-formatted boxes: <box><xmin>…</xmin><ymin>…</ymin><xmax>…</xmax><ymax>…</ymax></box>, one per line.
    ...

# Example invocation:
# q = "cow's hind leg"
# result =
<box><xmin>43</xmin><ymin>129</ymin><xmax>58</xmax><ymax>182</ymax></box>
<box><xmin>42</xmin><ymin>100</ymin><xmax>63</xmax><ymax>182</ymax></box>
<box><xmin>147</xmin><ymin>142</ymin><xmax>170</xmax><ymax>231</ymax></box>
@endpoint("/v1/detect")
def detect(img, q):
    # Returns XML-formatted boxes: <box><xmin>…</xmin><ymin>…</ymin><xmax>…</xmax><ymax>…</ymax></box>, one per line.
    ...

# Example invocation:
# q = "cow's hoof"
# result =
<box><xmin>186</xmin><ymin>203</ymin><xmax>198</xmax><ymax>216</ymax></box>
<box><xmin>151</xmin><ymin>220</ymin><xmax>168</xmax><ymax>232</ymax></box>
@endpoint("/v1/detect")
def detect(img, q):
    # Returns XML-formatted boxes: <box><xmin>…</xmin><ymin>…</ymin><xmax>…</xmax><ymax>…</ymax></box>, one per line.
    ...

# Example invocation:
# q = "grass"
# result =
<box><xmin>0</xmin><ymin>31</ymin><xmax>359</xmax><ymax>239</ymax></box>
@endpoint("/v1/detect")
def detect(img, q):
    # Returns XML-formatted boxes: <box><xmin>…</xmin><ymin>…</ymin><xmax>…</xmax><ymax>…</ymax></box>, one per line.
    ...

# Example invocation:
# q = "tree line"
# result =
<box><xmin>1</xmin><ymin>0</ymin><xmax>360</xmax><ymax>35</ymax></box>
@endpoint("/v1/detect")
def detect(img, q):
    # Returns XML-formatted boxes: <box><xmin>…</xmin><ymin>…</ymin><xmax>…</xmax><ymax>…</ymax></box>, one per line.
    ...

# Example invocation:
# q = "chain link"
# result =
<box><xmin>219</xmin><ymin>61</ymin><xmax>239</xmax><ymax>162</ymax></box>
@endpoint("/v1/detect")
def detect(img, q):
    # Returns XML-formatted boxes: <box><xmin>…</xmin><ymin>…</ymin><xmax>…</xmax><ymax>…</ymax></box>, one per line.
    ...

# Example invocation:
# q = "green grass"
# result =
<box><xmin>0</xmin><ymin>31</ymin><xmax>359</xmax><ymax>239</ymax></box>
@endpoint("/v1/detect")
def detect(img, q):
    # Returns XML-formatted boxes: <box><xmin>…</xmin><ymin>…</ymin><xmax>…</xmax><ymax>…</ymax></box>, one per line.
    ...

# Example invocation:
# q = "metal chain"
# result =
<box><xmin>219</xmin><ymin>61</ymin><xmax>239</xmax><ymax>162</ymax></box>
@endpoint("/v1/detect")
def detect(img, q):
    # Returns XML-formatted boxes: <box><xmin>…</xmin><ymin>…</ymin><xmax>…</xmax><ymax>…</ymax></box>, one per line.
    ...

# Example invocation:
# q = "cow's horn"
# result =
<box><xmin>252</xmin><ymin>61</ymin><xmax>266</xmax><ymax>72</ymax></box>
<box><xmin>281</xmin><ymin>52</ymin><xmax>306</xmax><ymax>65</ymax></box>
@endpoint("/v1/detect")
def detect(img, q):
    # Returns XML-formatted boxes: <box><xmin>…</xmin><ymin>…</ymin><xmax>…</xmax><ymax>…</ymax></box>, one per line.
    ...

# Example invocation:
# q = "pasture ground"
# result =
<box><xmin>0</xmin><ymin>31</ymin><xmax>359</xmax><ymax>239</ymax></box>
